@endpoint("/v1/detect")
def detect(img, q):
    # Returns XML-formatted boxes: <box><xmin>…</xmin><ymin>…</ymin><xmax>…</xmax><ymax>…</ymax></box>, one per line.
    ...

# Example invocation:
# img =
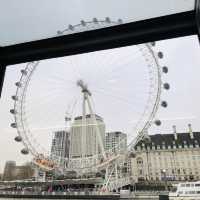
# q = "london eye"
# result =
<box><xmin>10</xmin><ymin>18</ymin><xmax>169</xmax><ymax>190</ymax></box>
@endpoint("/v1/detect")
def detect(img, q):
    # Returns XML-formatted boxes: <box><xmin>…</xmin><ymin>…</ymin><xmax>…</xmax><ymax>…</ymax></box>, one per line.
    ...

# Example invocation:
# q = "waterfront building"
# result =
<box><xmin>14</xmin><ymin>163</ymin><xmax>34</xmax><ymax>180</ymax></box>
<box><xmin>2</xmin><ymin>161</ymin><xmax>16</xmax><ymax>181</ymax></box>
<box><xmin>51</xmin><ymin>130</ymin><xmax>70</xmax><ymax>167</ymax></box>
<box><xmin>69</xmin><ymin>114</ymin><xmax>105</xmax><ymax>158</ymax></box>
<box><xmin>131</xmin><ymin>124</ymin><xmax>200</xmax><ymax>183</ymax></box>
<box><xmin>2</xmin><ymin>161</ymin><xmax>34</xmax><ymax>181</ymax></box>
<box><xmin>105</xmin><ymin>131</ymin><xmax>127</xmax><ymax>153</ymax></box>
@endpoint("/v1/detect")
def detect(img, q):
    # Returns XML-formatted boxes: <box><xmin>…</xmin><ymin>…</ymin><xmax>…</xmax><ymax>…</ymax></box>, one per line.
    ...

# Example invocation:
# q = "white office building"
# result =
<box><xmin>69</xmin><ymin>114</ymin><xmax>105</xmax><ymax>158</ymax></box>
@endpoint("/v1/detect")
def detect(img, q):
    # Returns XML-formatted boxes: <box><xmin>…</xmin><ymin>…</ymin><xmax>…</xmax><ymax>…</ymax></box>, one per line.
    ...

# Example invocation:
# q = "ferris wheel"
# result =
<box><xmin>10</xmin><ymin>18</ymin><xmax>169</xmax><ymax>178</ymax></box>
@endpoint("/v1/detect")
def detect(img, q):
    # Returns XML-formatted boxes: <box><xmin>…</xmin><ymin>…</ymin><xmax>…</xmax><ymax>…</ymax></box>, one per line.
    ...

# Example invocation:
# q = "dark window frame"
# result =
<box><xmin>0</xmin><ymin>2</ymin><xmax>200</xmax><ymax>97</ymax></box>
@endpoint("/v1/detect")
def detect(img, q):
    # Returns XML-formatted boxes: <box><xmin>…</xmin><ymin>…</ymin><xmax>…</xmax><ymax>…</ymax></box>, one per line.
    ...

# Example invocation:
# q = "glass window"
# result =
<box><xmin>0</xmin><ymin>0</ymin><xmax>195</xmax><ymax>46</ymax></box>
<box><xmin>186</xmin><ymin>184</ymin><xmax>190</xmax><ymax>187</ymax></box>
<box><xmin>181</xmin><ymin>184</ymin><xmax>185</xmax><ymax>187</ymax></box>
<box><xmin>1</xmin><ymin>34</ymin><xmax>200</xmax><ymax>184</ymax></box>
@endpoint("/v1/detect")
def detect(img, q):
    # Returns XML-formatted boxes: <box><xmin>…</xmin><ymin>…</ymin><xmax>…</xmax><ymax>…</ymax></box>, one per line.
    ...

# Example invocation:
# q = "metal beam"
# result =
<box><xmin>0</xmin><ymin>10</ymin><xmax>197</xmax><ymax>66</ymax></box>
<box><xmin>196</xmin><ymin>0</ymin><xmax>200</xmax><ymax>40</ymax></box>
<box><xmin>0</xmin><ymin>65</ymin><xmax>6</xmax><ymax>98</ymax></box>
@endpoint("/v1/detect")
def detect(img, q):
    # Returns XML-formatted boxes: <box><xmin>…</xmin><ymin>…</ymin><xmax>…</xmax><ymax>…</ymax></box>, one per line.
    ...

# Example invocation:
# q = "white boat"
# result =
<box><xmin>169</xmin><ymin>181</ymin><xmax>200</xmax><ymax>200</ymax></box>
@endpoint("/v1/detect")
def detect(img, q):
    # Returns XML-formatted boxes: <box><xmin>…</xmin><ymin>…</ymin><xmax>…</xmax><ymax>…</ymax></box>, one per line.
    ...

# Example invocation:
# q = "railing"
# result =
<box><xmin>134</xmin><ymin>190</ymin><xmax>168</xmax><ymax>195</ymax></box>
<box><xmin>0</xmin><ymin>190</ymin><xmax>118</xmax><ymax>196</ymax></box>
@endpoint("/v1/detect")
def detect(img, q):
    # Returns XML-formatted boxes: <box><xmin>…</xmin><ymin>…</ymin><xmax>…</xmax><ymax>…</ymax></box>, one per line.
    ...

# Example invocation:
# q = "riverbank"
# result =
<box><xmin>0</xmin><ymin>191</ymin><xmax>169</xmax><ymax>200</ymax></box>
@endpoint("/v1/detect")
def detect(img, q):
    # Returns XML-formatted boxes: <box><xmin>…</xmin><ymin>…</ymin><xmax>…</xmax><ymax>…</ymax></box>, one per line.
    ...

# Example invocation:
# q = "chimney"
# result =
<box><xmin>188</xmin><ymin>124</ymin><xmax>194</xmax><ymax>139</ymax></box>
<box><xmin>173</xmin><ymin>125</ymin><xmax>178</xmax><ymax>140</ymax></box>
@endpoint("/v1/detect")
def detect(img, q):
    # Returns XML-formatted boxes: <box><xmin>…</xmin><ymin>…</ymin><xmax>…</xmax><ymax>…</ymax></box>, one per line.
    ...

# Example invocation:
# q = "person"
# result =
<box><xmin>48</xmin><ymin>186</ymin><xmax>53</xmax><ymax>193</ymax></box>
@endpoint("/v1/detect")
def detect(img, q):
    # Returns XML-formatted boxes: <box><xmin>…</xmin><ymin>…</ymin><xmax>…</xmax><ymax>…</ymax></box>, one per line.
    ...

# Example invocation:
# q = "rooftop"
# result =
<box><xmin>74</xmin><ymin>114</ymin><xmax>103</xmax><ymax>121</ymax></box>
<box><xmin>135</xmin><ymin>132</ymin><xmax>200</xmax><ymax>149</ymax></box>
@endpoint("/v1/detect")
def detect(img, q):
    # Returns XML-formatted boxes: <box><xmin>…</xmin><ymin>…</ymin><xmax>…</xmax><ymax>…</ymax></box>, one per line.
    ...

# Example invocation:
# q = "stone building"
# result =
<box><xmin>131</xmin><ymin>124</ymin><xmax>200</xmax><ymax>182</ymax></box>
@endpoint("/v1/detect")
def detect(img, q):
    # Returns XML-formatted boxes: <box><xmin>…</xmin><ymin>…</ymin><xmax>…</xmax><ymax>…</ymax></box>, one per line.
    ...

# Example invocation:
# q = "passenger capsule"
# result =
<box><xmin>11</xmin><ymin>95</ymin><xmax>18</xmax><ymax>101</ymax></box>
<box><xmin>158</xmin><ymin>52</ymin><xmax>164</xmax><ymax>59</ymax></box>
<box><xmin>14</xmin><ymin>136</ymin><xmax>22</xmax><ymax>142</ymax></box>
<box><xmin>163</xmin><ymin>83</ymin><xmax>170</xmax><ymax>90</ymax></box>
<box><xmin>105</xmin><ymin>17</ymin><xmax>111</xmax><ymax>23</ymax></box>
<box><xmin>68</xmin><ymin>24</ymin><xmax>74</xmax><ymax>31</ymax></box>
<box><xmin>21</xmin><ymin>148</ymin><xmax>29</xmax><ymax>155</ymax></box>
<box><xmin>155</xmin><ymin>120</ymin><xmax>161</xmax><ymax>126</ymax></box>
<box><xmin>118</xmin><ymin>19</ymin><xmax>123</xmax><ymax>24</ymax></box>
<box><xmin>15</xmin><ymin>82</ymin><xmax>22</xmax><ymax>87</ymax></box>
<box><xmin>11</xmin><ymin>123</ymin><xmax>17</xmax><ymax>128</ymax></box>
<box><xmin>21</xmin><ymin>69</ymin><xmax>27</xmax><ymax>75</ymax></box>
<box><xmin>162</xmin><ymin>66</ymin><xmax>168</xmax><ymax>73</ymax></box>
<box><xmin>10</xmin><ymin>109</ymin><xmax>17</xmax><ymax>114</ymax></box>
<box><xmin>65</xmin><ymin>117</ymin><xmax>71</xmax><ymax>121</ymax></box>
<box><xmin>57</xmin><ymin>30</ymin><xmax>62</xmax><ymax>35</ymax></box>
<box><xmin>161</xmin><ymin>101</ymin><xmax>168</xmax><ymax>108</ymax></box>
<box><xmin>81</xmin><ymin>20</ymin><xmax>86</xmax><ymax>26</ymax></box>
<box><xmin>143</xmin><ymin>135</ymin><xmax>151</xmax><ymax>143</ymax></box>
<box><xmin>93</xmin><ymin>18</ymin><xmax>98</xmax><ymax>23</ymax></box>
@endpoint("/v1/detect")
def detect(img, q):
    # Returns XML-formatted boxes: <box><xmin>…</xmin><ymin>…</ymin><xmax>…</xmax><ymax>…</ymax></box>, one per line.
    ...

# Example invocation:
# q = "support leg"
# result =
<box><xmin>86</xmin><ymin>97</ymin><xmax>106</xmax><ymax>159</ymax></box>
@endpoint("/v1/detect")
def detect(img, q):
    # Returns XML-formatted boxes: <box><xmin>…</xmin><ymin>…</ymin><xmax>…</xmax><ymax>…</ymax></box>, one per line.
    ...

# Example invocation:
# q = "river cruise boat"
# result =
<box><xmin>169</xmin><ymin>181</ymin><xmax>200</xmax><ymax>200</ymax></box>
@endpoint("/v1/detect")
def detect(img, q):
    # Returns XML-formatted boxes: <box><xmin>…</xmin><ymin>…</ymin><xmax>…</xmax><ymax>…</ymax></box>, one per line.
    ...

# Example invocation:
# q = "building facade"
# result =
<box><xmin>51</xmin><ymin>130</ymin><xmax>70</xmax><ymax>167</ymax></box>
<box><xmin>2</xmin><ymin>161</ymin><xmax>16</xmax><ymax>181</ymax></box>
<box><xmin>69</xmin><ymin>114</ymin><xmax>105</xmax><ymax>158</ymax></box>
<box><xmin>14</xmin><ymin>164</ymin><xmax>34</xmax><ymax>180</ymax></box>
<box><xmin>105</xmin><ymin>131</ymin><xmax>127</xmax><ymax>153</ymax></box>
<box><xmin>131</xmin><ymin>125</ymin><xmax>200</xmax><ymax>183</ymax></box>
<box><xmin>3</xmin><ymin>161</ymin><xmax>34</xmax><ymax>181</ymax></box>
